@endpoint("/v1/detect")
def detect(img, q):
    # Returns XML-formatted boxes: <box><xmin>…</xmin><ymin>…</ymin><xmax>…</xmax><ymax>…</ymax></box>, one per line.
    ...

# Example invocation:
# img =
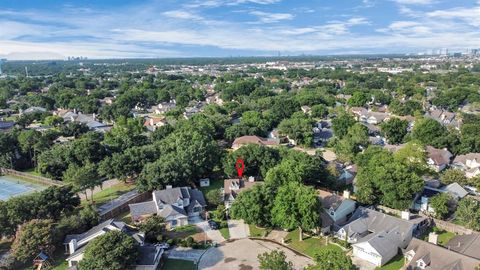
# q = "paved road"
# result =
<box><xmin>198</xmin><ymin>238</ymin><xmax>313</xmax><ymax>270</ymax></box>
<box><xmin>228</xmin><ymin>219</ymin><xmax>249</xmax><ymax>239</ymax></box>
<box><xmin>190</xmin><ymin>217</ymin><xmax>225</xmax><ymax>243</ymax></box>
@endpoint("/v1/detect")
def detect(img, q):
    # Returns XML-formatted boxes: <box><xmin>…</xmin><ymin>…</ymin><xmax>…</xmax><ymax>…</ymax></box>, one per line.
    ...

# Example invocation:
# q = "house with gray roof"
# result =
<box><xmin>445</xmin><ymin>233</ymin><xmax>480</xmax><ymax>260</ymax></box>
<box><xmin>129</xmin><ymin>186</ymin><xmax>206</xmax><ymax>229</ymax></box>
<box><xmin>337</xmin><ymin>207</ymin><xmax>428</xmax><ymax>267</ymax></box>
<box><xmin>318</xmin><ymin>190</ymin><xmax>356</xmax><ymax>234</ymax></box>
<box><xmin>404</xmin><ymin>238</ymin><xmax>480</xmax><ymax>270</ymax></box>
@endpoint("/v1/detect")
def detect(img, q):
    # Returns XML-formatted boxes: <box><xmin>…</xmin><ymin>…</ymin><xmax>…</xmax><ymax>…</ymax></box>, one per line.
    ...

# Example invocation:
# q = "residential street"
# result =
<box><xmin>198</xmin><ymin>238</ymin><xmax>313</xmax><ymax>270</ymax></box>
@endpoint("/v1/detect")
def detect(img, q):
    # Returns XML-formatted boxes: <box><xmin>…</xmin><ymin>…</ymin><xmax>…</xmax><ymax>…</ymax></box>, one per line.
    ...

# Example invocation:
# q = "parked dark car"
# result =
<box><xmin>208</xmin><ymin>220</ymin><xmax>219</xmax><ymax>230</ymax></box>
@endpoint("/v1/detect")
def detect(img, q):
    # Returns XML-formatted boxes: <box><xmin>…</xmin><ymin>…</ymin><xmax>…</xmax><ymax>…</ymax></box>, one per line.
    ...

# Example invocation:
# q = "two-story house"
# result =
<box><xmin>337</xmin><ymin>207</ymin><xmax>427</xmax><ymax>267</ymax></box>
<box><xmin>452</xmin><ymin>153</ymin><xmax>480</xmax><ymax>178</ymax></box>
<box><xmin>223</xmin><ymin>178</ymin><xmax>262</xmax><ymax>208</ymax></box>
<box><xmin>129</xmin><ymin>186</ymin><xmax>206</xmax><ymax>229</ymax></box>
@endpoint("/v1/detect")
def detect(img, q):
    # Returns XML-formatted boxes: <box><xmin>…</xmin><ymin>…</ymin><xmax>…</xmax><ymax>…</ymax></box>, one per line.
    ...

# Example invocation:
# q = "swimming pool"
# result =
<box><xmin>0</xmin><ymin>174</ymin><xmax>46</xmax><ymax>201</ymax></box>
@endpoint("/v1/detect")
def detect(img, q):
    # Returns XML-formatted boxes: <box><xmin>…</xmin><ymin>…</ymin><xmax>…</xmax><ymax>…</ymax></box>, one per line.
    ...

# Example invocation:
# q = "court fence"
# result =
<box><xmin>0</xmin><ymin>168</ymin><xmax>64</xmax><ymax>187</ymax></box>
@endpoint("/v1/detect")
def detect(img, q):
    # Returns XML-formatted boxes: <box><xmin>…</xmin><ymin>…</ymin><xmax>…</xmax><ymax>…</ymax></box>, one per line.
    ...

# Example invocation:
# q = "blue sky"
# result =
<box><xmin>0</xmin><ymin>0</ymin><xmax>479</xmax><ymax>59</ymax></box>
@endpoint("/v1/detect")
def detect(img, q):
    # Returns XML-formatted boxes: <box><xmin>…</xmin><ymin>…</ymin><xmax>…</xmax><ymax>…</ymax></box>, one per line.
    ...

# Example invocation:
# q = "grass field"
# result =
<box><xmin>420</xmin><ymin>226</ymin><xmax>456</xmax><ymax>246</ymax></box>
<box><xmin>83</xmin><ymin>182</ymin><xmax>136</xmax><ymax>207</ymax></box>
<box><xmin>160</xmin><ymin>258</ymin><xmax>196</xmax><ymax>270</ymax></box>
<box><xmin>285</xmin><ymin>228</ymin><xmax>342</xmax><ymax>258</ymax></box>
<box><xmin>376</xmin><ymin>254</ymin><xmax>404</xmax><ymax>270</ymax></box>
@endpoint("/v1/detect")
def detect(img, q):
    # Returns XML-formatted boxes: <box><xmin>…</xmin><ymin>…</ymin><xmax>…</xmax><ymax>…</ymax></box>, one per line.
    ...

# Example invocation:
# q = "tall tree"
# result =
<box><xmin>11</xmin><ymin>219</ymin><xmax>56</xmax><ymax>264</ymax></box>
<box><xmin>63</xmin><ymin>162</ymin><xmax>101</xmax><ymax>202</ymax></box>
<box><xmin>380</xmin><ymin>117</ymin><xmax>408</xmax><ymax>144</ymax></box>
<box><xmin>271</xmin><ymin>182</ymin><xmax>320</xmax><ymax>241</ymax></box>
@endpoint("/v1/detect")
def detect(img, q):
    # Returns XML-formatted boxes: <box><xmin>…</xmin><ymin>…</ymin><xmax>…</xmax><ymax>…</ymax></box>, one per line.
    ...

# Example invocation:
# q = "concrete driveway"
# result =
<box><xmin>228</xmin><ymin>219</ymin><xmax>249</xmax><ymax>239</ymax></box>
<box><xmin>166</xmin><ymin>247</ymin><xmax>205</xmax><ymax>262</ymax></box>
<box><xmin>198</xmin><ymin>238</ymin><xmax>313</xmax><ymax>270</ymax></box>
<box><xmin>190</xmin><ymin>217</ymin><xmax>225</xmax><ymax>243</ymax></box>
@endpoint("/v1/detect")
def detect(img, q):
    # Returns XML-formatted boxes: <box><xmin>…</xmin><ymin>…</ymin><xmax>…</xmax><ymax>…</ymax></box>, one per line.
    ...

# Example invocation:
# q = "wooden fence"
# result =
<box><xmin>99</xmin><ymin>191</ymin><xmax>151</xmax><ymax>221</ymax></box>
<box><xmin>0</xmin><ymin>168</ymin><xmax>64</xmax><ymax>186</ymax></box>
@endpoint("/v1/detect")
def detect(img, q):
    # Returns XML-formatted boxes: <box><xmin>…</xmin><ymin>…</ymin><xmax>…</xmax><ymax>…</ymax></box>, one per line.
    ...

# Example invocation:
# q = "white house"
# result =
<box><xmin>426</xmin><ymin>146</ymin><xmax>452</xmax><ymax>172</ymax></box>
<box><xmin>452</xmin><ymin>153</ymin><xmax>480</xmax><ymax>178</ymax></box>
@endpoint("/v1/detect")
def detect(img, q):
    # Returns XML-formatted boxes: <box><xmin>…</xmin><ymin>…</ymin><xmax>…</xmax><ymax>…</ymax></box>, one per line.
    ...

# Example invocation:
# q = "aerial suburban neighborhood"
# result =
<box><xmin>2</xmin><ymin>1</ymin><xmax>480</xmax><ymax>270</ymax></box>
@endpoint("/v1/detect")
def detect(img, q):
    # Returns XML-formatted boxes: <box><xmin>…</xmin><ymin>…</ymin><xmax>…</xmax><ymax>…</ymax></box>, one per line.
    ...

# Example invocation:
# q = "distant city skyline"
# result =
<box><xmin>0</xmin><ymin>0</ymin><xmax>479</xmax><ymax>60</ymax></box>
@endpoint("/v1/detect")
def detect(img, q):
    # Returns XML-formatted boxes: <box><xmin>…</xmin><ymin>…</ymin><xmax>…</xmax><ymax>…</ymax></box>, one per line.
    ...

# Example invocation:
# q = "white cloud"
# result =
<box><xmin>427</xmin><ymin>6</ymin><xmax>480</xmax><ymax>27</ymax></box>
<box><xmin>249</xmin><ymin>11</ymin><xmax>293</xmax><ymax>23</ymax></box>
<box><xmin>162</xmin><ymin>10</ymin><xmax>204</xmax><ymax>20</ymax></box>
<box><xmin>394</xmin><ymin>0</ymin><xmax>434</xmax><ymax>5</ymax></box>
<box><xmin>1</xmin><ymin>1</ymin><xmax>480</xmax><ymax>59</ymax></box>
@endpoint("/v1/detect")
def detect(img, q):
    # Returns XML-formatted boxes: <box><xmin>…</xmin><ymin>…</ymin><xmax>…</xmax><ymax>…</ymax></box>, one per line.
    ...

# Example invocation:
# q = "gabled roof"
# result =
<box><xmin>426</xmin><ymin>146</ymin><xmax>452</xmax><ymax>166</ymax></box>
<box><xmin>153</xmin><ymin>187</ymin><xmax>191</xmax><ymax>205</ymax></box>
<box><xmin>64</xmin><ymin>219</ymin><xmax>126</xmax><ymax>244</ymax></box>
<box><xmin>442</xmin><ymin>183</ymin><xmax>468</xmax><ymax>199</ymax></box>
<box><xmin>232</xmin><ymin>136</ymin><xmax>279</xmax><ymax>147</ymax></box>
<box><xmin>453</xmin><ymin>153</ymin><xmax>480</xmax><ymax>166</ymax></box>
<box><xmin>129</xmin><ymin>201</ymin><xmax>158</xmax><ymax>219</ymax></box>
<box><xmin>343</xmin><ymin>207</ymin><xmax>425</xmax><ymax>240</ymax></box>
<box><xmin>405</xmin><ymin>238</ymin><xmax>480</xmax><ymax>270</ymax></box>
<box><xmin>446</xmin><ymin>233</ymin><xmax>480</xmax><ymax>260</ymax></box>
<box><xmin>353</xmin><ymin>229</ymin><xmax>401</xmax><ymax>258</ymax></box>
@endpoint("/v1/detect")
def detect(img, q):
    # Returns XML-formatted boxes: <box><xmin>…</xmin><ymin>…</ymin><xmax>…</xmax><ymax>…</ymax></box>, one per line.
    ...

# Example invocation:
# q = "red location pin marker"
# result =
<box><xmin>235</xmin><ymin>158</ymin><xmax>245</xmax><ymax>178</ymax></box>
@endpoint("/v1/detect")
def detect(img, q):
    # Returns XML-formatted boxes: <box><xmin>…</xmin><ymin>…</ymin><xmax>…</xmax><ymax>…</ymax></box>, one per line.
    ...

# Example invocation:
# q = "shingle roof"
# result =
<box><xmin>232</xmin><ymin>136</ymin><xmax>279</xmax><ymax>148</ymax></box>
<box><xmin>64</xmin><ymin>219</ymin><xmax>126</xmax><ymax>244</ymax></box>
<box><xmin>405</xmin><ymin>238</ymin><xmax>480</xmax><ymax>270</ymax></box>
<box><xmin>446</xmin><ymin>233</ymin><xmax>480</xmax><ymax>260</ymax></box>
<box><xmin>129</xmin><ymin>201</ymin><xmax>158</xmax><ymax>219</ymax></box>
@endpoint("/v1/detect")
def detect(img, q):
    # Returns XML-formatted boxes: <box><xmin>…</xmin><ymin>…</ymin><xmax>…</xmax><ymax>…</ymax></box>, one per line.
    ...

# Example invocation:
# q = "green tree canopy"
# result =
<box><xmin>305</xmin><ymin>248</ymin><xmax>355</xmax><ymax>270</ymax></box>
<box><xmin>79</xmin><ymin>230</ymin><xmax>139</xmax><ymax>270</ymax></box>
<box><xmin>11</xmin><ymin>219</ymin><xmax>56</xmax><ymax>264</ymax></box>
<box><xmin>380</xmin><ymin>117</ymin><xmax>408</xmax><ymax>144</ymax></box>
<box><xmin>258</xmin><ymin>250</ymin><xmax>294</xmax><ymax>270</ymax></box>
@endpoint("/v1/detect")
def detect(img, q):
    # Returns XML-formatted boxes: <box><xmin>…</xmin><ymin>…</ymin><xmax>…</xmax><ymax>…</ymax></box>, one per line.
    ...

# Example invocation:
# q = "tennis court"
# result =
<box><xmin>0</xmin><ymin>175</ymin><xmax>46</xmax><ymax>201</ymax></box>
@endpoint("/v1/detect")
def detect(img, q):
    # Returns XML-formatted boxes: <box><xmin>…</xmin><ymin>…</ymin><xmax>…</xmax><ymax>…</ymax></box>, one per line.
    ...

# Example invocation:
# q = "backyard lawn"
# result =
<box><xmin>285</xmin><ymin>229</ymin><xmax>342</xmax><ymax>258</ymax></box>
<box><xmin>82</xmin><ymin>182</ymin><xmax>136</xmax><ymax>207</ymax></box>
<box><xmin>420</xmin><ymin>226</ymin><xmax>456</xmax><ymax>246</ymax></box>
<box><xmin>248</xmin><ymin>224</ymin><xmax>271</xmax><ymax>237</ymax></box>
<box><xmin>376</xmin><ymin>254</ymin><xmax>404</xmax><ymax>270</ymax></box>
<box><xmin>160</xmin><ymin>258</ymin><xmax>196</xmax><ymax>270</ymax></box>
<box><xmin>199</xmin><ymin>178</ymin><xmax>223</xmax><ymax>194</ymax></box>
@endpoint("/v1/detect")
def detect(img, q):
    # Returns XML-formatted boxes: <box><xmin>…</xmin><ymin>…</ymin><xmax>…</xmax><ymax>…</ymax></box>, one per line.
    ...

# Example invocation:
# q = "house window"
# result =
<box><xmin>193</xmin><ymin>206</ymin><xmax>202</xmax><ymax>212</ymax></box>
<box><xmin>171</xmin><ymin>220</ymin><xmax>177</xmax><ymax>226</ymax></box>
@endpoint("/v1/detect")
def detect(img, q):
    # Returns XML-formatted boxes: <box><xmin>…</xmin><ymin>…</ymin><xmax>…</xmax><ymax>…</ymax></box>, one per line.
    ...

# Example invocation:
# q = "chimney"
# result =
<box><xmin>401</xmin><ymin>210</ymin><xmax>411</xmax><ymax>221</ymax></box>
<box><xmin>68</xmin><ymin>239</ymin><xmax>78</xmax><ymax>254</ymax></box>
<box><xmin>343</xmin><ymin>190</ymin><xmax>351</xmax><ymax>199</ymax></box>
<box><xmin>92</xmin><ymin>113</ymin><xmax>96</xmax><ymax>121</ymax></box>
<box><xmin>428</xmin><ymin>232</ymin><xmax>438</xmax><ymax>245</ymax></box>
<box><xmin>166</xmin><ymin>185</ymin><xmax>172</xmax><ymax>189</ymax></box>
<box><xmin>248</xmin><ymin>176</ymin><xmax>255</xmax><ymax>182</ymax></box>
